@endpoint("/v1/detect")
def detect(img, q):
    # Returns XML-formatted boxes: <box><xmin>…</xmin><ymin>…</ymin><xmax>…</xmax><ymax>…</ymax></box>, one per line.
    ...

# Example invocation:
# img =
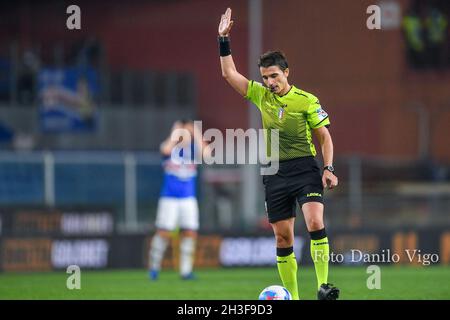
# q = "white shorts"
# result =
<box><xmin>155</xmin><ymin>197</ymin><xmax>199</xmax><ymax>231</ymax></box>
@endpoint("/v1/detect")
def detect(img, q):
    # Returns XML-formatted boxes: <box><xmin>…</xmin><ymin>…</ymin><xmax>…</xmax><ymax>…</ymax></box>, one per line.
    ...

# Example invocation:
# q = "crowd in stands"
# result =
<box><xmin>402</xmin><ymin>0</ymin><xmax>449</xmax><ymax>70</ymax></box>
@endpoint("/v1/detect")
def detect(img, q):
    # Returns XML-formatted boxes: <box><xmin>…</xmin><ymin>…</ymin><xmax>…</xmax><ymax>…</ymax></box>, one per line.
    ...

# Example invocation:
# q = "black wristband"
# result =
<box><xmin>218</xmin><ymin>36</ymin><xmax>231</xmax><ymax>57</ymax></box>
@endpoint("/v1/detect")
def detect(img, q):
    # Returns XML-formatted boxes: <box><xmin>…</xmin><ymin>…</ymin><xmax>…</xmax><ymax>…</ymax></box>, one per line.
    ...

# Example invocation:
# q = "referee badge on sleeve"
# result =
<box><xmin>316</xmin><ymin>107</ymin><xmax>328</xmax><ymax>121</ymax></box>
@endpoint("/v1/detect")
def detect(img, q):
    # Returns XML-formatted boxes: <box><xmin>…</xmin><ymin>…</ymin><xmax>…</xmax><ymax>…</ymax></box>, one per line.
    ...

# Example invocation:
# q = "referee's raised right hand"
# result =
<box><xmin>218</xmin><ymin>8</ymin><xmax>234</xmax><ymax>36</ymax></box>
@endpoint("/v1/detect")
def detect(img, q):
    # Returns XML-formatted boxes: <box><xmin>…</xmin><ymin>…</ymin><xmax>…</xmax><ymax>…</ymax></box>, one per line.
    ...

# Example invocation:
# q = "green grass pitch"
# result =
<box><xmin>0</xmin><ymin>266</ymin><xmax>449</xmax><ymax>300</ymax></box>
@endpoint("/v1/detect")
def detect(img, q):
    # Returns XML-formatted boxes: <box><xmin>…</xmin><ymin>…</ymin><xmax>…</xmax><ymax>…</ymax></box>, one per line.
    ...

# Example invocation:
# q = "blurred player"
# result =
<box><xmin>149</xmin><ymin>120</ymin><xmax>209</xmax><ymax>280</ymax></box>
<box><xmin>217</xmin><ymin>8</ymin><xmax>340</xmax><ymax>300</ymax></box>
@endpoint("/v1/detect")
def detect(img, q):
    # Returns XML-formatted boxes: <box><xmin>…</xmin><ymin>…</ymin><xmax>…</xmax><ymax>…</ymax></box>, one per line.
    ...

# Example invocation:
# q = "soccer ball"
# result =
<box><xmin>258</xmin><ymin>285</ymin><xmax>292</xmax><ymax>300</ymax></box>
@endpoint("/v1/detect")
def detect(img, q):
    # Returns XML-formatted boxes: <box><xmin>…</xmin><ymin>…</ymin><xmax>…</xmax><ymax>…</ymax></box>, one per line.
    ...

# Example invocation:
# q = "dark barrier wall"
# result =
<box><xmin>0</xmin><ymin>208</ymin><xmax>115</xmax><ymax>271</ymax></box>
<box><xmin>1</xmin><ymin>208</ymin><xmax>449</xmax><ymax>271</ymax></box>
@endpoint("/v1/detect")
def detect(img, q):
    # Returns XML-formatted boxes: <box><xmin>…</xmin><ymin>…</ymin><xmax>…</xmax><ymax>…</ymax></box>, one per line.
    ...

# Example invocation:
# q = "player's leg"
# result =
<box><xmin>179</xmin><ymin>229</ymin><xmax>197</xmax><ymax>279</ymax></box>
<box><xmin>270</xmin><ymin>217</ymin><xmax>299</xmax><ymax>300</ymax></box>
<box><xmin>149</xmin><ymin>197</ymin><xmax>178</xmax><ymax>280</ymax></box>
<box><xmin>149</xmin><ymin>229</ymin><xmax>171</xmax><ymax>280</ymax></box>
<box><xmin>264</xmin><ymin>171</ymin><xmax>300</xmax><ymax>300</ymax></box>
<box><xmin>301</xmin><ymin>201</ymin><xmax>339</xmax><ymax>300</ymax></box>
<box><xmin>294</xmin><ymin>156</ymin><xmax>339</xmax><ymax>299</ymax></box>
<box><xmin>301</xmin><ymin>202</ymin><xmax>327</xmax><ymax>287</ymax></box>
<box><xmin>178</xmin><ymin>197</ymin><xmax>199</xmax><ymax>279</ymax></box>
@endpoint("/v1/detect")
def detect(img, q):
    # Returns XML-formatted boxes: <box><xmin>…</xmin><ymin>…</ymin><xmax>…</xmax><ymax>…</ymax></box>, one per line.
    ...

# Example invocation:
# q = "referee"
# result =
<box><xmin>218</xmin><ymin>8</ymin><xmax>340</xmax><ymax>300</ymax></box>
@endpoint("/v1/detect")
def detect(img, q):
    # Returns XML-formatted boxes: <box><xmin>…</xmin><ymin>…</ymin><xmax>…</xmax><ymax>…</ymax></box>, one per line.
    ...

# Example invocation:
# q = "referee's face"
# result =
<box><xmin>260</xmin><ymin>65</ymin><xmax>290</xmax><ymax>96</ymax></box>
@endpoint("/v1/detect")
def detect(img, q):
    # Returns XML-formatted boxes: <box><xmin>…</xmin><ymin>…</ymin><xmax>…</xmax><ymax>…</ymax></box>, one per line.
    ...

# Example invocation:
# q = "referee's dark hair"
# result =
<box><xmin>258</xmin><ymin>51</ymin><xmax>289</xmax><ymax>71</ymax></box>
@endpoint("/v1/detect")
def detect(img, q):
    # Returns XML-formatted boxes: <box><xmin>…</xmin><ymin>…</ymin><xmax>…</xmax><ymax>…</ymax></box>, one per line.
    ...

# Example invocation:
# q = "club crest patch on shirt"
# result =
<box><xmin>278</xmin><ymin>107</ymin><xmax>285</xmax><ymax>119</ymax></box>
<box><xmin>277</xmin><ymin>104</ymin><xmax>287</xmax><ymax>120</ymax></box>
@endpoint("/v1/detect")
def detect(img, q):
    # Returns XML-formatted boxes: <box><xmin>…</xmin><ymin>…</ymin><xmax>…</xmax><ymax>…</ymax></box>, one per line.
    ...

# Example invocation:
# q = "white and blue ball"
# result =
<box><xmin>258</xmin><ymin>285</ymin><xmax>292</xmax><ymax>300</ymax></box>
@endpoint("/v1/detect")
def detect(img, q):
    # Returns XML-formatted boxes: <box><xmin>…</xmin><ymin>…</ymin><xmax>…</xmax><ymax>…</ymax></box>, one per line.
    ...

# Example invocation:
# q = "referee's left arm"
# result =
<box><xmin>314</xmin><ymin>126</ymin><xmax>338</xmax><ymax>189</ymax></box>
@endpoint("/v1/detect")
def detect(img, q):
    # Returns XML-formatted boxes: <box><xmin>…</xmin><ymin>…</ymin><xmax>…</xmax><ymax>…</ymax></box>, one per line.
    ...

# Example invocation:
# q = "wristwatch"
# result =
<box><xmin>323</xmin><ymin>165</ymin><xmax>335</xmax><ymax>173</ymax></box>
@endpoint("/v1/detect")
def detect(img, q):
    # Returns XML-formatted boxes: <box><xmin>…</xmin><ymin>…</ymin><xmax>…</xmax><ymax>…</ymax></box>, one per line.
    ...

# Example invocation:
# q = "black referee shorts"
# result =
<box><xmin>262</xmin><ymin>156</ymin><xmax>324</xmax><ymax>224</ymax></box>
